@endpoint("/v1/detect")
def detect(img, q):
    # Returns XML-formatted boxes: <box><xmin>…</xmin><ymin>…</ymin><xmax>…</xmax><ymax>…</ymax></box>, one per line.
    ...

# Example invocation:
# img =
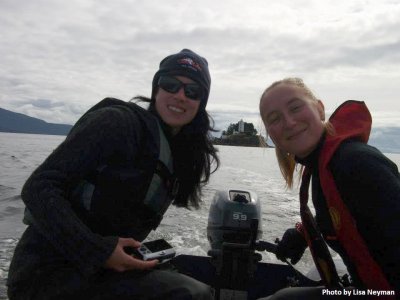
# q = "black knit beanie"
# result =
<box><xmin>152</xmin><ymin>49</ymin><xmax>211</xmax><ymax>108</ymax></box>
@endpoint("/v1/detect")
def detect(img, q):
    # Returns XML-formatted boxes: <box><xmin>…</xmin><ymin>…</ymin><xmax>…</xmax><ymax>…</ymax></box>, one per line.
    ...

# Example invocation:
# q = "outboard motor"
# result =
<box><xmin>172</xmin><ymin>190</ymin><xmax>318</xmax><ymax>299</ymax></box>
<box><xmin>207</xmin><ymin>189</ymin><xmax>262</xmax><ymax>249</ymax></box>
<box><xmin>207</xmin><ymin>189</ymin><xmax>263</xmax><ymax>300</ymax></box>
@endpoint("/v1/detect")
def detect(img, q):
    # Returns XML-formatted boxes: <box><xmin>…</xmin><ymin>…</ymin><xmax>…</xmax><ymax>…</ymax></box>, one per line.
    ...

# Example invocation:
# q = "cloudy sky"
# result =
<box><xmin>1</xmin><ymin>0</ymin><xmax>399</xmax><ymax>136</ymax></box>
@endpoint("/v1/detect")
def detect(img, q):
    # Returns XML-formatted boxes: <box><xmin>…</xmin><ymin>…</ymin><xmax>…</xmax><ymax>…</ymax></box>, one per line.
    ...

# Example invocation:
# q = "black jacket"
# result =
<box><xmin>300</xmin><ymin>138</ymin><xmax>400</xmax><ymax>291</ymax></box>
<box><xmin>7</xmin><ymin>98</ymin><xmax>169</xmax><ymax>288</ymax></box>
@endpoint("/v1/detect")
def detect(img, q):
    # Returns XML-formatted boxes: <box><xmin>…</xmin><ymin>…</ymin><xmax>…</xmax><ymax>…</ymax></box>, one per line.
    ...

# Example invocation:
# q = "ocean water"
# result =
<box><xmin>1</xmin><ymin>132</ymin><xmax>400</xmax><ymax>299</ymax></box>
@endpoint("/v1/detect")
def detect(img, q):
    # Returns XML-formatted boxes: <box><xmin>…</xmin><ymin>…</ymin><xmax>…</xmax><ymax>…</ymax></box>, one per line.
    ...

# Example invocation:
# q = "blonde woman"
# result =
<box><xmin>258</xmin><ymin>78</ymin><xmax>399</xmax><ymax>299</ymax></box>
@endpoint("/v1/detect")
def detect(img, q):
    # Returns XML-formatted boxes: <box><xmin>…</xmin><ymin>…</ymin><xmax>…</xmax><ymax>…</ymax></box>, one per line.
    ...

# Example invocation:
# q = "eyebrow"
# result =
<box><xmin>287</xmin><ymin>97</ymin><xmax>302</xmax><ymax>105</ymax></box>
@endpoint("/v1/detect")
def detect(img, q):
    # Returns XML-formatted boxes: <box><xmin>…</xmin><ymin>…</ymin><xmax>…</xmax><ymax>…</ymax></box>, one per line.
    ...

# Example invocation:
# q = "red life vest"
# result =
<box><xmin>309</xmin><ymin>100</ymin><xmax>392</xmax><ymax>291</ymax></box>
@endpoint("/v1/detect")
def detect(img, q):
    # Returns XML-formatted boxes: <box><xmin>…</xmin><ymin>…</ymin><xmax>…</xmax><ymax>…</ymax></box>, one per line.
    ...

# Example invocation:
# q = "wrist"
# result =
<box><xmin>295</xmin><ymin>222</ymin><xmax>304</xmax><ymax>235</ymax></box>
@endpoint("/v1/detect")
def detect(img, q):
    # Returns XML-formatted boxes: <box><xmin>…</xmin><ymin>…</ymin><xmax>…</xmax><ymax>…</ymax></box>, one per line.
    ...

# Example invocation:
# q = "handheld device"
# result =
<box><xmin>133</xmin><ymin>239</ymin><xmax>176</xmax><ymax>262</ymax></box>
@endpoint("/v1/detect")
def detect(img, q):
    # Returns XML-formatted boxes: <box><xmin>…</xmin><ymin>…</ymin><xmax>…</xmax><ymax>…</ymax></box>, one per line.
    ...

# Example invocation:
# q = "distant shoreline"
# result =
<box><xmin>0</xmin><ymin>107</ymin><xmax>72</xmax><ymax>136</ymax></box>
<box><xmin>0</xmin><ymin>130</ymin><xmax>68</xmax><ymax>136</ymax></box>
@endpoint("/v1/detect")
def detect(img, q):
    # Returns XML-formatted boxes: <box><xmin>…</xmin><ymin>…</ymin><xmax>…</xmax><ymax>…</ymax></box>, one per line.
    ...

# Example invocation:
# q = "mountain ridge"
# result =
<box><xmin>0</xmin><ymin>107</ymin><xmax>72</xmax><ymax>136</ymax></box>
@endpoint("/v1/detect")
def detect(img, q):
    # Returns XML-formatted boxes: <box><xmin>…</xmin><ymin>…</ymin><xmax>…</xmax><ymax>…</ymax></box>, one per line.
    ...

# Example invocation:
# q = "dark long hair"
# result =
<box><xmin>132</xmin><ymin>96</ymin><xmax>220</xmax><ymax>209</ymax></box>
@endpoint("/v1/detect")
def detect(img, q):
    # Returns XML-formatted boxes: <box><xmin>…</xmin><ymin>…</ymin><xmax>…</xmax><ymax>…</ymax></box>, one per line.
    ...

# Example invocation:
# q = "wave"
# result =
<box><xmin>0</xmin><ymin>206</ymin><xmax>24</xmax><ymax>221</ymax></box>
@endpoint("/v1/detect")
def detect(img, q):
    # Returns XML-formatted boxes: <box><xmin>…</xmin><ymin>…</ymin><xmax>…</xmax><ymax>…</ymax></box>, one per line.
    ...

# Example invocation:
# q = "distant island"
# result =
<box><xmin>0</xmin><ymin>107</ymin><xmax>72</xmax><ymax>136</ymax></box>
<box><xmin>2</xmin><ymin>106</ymin><xmax>399</xmax><ymax>154</ymax></box>
<box><xmin>213</xmin><ymin>119</ymin><xmax>272</xmax><ymax>148</ymax></box>
<box><xmin>0</xmin><ymin>107</ymin><xmax>270</xmax><ymax>148</ymax></box>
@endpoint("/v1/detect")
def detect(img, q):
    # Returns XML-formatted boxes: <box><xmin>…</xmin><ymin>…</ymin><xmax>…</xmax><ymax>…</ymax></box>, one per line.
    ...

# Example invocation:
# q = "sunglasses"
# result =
<box><xmin>158</xmin><ymin>76</ymin><xmax>203</xmax><ymax>101</ymax></box>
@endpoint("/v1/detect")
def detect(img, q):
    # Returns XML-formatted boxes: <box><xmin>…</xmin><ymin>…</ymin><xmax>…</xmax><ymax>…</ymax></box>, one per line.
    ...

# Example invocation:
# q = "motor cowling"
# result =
<box><xmin>207</xmin><ymin>189</ymin><xmax>263</xmax><ymax>249</ymax></box>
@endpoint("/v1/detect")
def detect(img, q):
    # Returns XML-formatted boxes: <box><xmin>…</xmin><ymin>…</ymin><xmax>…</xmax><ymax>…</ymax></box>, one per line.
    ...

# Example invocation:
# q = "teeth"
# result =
<box><xmin>168</xmin><ymin>105</ymin><xmax>184</xmax><ymax>113</ymax></box>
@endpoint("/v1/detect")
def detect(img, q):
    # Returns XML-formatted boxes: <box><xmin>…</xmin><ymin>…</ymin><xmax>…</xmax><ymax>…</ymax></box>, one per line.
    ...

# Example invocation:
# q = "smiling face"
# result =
<box><xmin>155</xmin><ymin>75</ymin><xmax>201</xmax><ymax>134</ymax></box>
<box><xmin>260</xmin><ymin>83</ymin><xmax>325</xmax><ymax>158</ymax></box>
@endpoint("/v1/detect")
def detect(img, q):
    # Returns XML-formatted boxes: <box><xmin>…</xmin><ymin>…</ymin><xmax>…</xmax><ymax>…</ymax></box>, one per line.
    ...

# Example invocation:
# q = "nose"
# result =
<box><xmin>175</xmin><ymin>86</ymin><xmax>187</xmax><ymax>101</ymax></box>
<box><xmin>283</xmin><ymin>113</ymin><xmax>296</xmax><ymax>128</ymax></box>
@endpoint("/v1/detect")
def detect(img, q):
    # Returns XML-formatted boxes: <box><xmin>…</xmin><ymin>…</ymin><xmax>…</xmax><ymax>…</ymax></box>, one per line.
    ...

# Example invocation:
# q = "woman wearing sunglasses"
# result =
<box><xmin>7</xmin><ymin>49</ymin><xmax>219</xmax><ymax>300</ymax></box>
<box><xmin>257</xmin><ymin>78</ymin><xmax>399</xmax><ymax>299</ymax></box>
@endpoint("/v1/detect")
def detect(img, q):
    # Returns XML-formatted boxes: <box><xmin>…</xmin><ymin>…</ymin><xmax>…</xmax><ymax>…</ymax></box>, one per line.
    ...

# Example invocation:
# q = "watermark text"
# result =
<box><xmin>322</xmin><ymin>289</ymin><xmax>395</xmax><ymax>297</ymax></box>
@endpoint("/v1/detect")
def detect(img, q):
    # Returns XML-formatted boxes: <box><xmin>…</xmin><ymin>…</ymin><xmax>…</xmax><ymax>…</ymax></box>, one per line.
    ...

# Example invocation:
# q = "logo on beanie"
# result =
<box><xmin>177</xmin><ymin>57</ymin><xmax>202</xmax><ymax>72</ymax></box>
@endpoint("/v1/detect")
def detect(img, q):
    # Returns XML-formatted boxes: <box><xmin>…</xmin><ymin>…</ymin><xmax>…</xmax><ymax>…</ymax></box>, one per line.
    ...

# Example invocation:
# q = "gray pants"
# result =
<box><xmin>8</xmin><ymin>265</ymin><xmax>212</xmax><ymax>300</ymax></box>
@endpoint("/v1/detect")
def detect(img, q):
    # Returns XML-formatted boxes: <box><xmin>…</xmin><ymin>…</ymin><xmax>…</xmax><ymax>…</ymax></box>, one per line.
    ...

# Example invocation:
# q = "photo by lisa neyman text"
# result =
<box><xmin>322</xmin><ymin>288</ymin><xmax>396</xmax><ymax>297</ymax></box>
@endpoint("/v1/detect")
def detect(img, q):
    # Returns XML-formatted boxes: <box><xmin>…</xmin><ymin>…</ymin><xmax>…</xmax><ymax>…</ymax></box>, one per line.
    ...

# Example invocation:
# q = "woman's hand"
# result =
<box><xmin>276</xmin><ymin>228</ymin><xmax>308</xmax><ymax>265</ymax></box>
<box><xmin>104</xmin><ymin>237</ymin><xmax>158</xmax><ymax>272</ymax></box>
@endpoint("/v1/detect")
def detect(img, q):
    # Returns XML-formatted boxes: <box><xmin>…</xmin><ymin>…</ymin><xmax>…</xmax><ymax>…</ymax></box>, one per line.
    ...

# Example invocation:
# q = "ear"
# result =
<box><xmin>316</xmin><ymin>100</ymin><xmax>325</xmax><ymax>121</ymax></box>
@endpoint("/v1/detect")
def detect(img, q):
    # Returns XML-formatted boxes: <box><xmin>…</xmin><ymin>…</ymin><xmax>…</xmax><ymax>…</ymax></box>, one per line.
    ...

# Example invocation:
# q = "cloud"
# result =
<box><xmin>369</xmin><ymin>126</ymin><xmax>400</xmax><ymax>153</ymax></box>
<box><xmin>0</xmin><ymin>0</ymin><xmax>399</xmax><ymax>133</ymax></box>
<box><xmin>371</xmin><ymin>111</ymin><xmax>400</xmax><ymax>127</ymax></box>
<box><xmin>19</xmin><ymin>99</ymin><xmax>64</xmax><ymax>109</ymax></box>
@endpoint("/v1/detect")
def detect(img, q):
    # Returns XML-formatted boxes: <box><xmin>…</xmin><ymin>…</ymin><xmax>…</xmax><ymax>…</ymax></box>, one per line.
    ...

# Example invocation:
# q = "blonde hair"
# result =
<box><xmin>261</xmin><ymin>77</ymin><xmax>318</xmax><ymax>103</ymax></box>
<box><xmin>260</xmin><ymin>77</ymin><xmax>334</xmax><ymax>188</ymax></box>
